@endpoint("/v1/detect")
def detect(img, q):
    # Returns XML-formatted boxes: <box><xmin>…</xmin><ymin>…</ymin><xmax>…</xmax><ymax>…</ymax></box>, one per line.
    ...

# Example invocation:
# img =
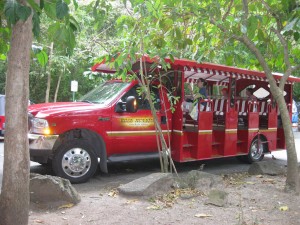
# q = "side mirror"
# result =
<box><xmin>126</xmin><ymin>96</ymin><xmax>138</xmax><ymax>113</ymax></box>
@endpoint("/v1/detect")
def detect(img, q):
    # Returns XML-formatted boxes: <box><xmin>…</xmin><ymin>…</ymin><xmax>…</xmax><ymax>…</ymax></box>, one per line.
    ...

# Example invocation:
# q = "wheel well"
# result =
<box><xmin>53</xmin><ymin>129</ymin><xmax>108</xmax><ymax>173</ymax></box>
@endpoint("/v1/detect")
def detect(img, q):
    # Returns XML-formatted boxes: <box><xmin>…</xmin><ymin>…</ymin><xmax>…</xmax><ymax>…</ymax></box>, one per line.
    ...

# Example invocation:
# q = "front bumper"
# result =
<box><xmin>29</xmin><ymin>133</ymin><xmax>59</xmax><ymax>163</ymax></box>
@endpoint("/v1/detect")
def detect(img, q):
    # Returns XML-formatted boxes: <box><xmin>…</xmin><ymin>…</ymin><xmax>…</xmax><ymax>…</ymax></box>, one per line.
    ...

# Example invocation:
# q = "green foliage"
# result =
<box><xmin>1</xmin><ymin>0</ymin><xmax>79</xmax><ymax>59</ymax></box>
<box><xmin>27</xmin><ymin>1</ymin><xmax>118</xmax><ymax>103</ymax></box>
<box><xmin>56</xmin><ymin>0</ymin><xmax>69</xmax><ymax>19</ymax></box>
<box><xmin>0</xmin><ymin>27</ymin><xmax>11</xmax><ymax>61</ymax></box>
<box><xmin>36</xmin><ymin>50</ymin><xmax>48</xmax><ymax>67</ymax></box>
<box><xmin>4</xmin><ymin>0</ymin><xmax>32</xmax><ymax>25</ymax></box>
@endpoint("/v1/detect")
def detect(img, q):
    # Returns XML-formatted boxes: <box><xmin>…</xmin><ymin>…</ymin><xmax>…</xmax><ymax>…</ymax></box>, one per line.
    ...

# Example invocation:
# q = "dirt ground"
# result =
<box><xmin>28</xmin><ymin>172</ymin><xmax>300</xmax><ymax>225</ymax></box>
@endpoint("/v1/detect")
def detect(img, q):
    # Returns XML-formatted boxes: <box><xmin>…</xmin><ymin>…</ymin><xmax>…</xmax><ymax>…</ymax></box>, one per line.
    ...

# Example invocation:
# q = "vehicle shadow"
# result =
<box><xmin>30</xmin><ymin>156</ymin><xmax>253</xmax><ymax>193</ymax></box>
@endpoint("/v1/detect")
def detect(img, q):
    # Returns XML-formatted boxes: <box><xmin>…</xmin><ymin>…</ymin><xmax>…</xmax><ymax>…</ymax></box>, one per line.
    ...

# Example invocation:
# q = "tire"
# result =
<box><xmin>246</xmin><ymin>138</ymin><xmax>264</xmax><ymax>163</ymax></box>
<box><xmin>237</xmin><ymin>138</ymin><xmax>264</xmax><ymax>163</ymax></box>
<box><xmin>52</xmin><ymin>140</ymin><xmax>98</xmax><ymax>184</ymax></box>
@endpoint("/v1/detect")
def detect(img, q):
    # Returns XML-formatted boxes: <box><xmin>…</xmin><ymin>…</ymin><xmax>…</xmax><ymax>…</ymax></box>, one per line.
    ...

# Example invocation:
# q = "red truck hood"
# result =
<box><xmin>28</xmin><ymin>102</ymin><xmax>107</xmax><ymax>118</ymax></box>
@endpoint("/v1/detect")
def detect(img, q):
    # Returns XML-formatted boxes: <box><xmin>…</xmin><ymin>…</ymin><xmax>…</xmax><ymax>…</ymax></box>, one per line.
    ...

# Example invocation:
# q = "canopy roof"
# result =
<box><xmin>92</xmin><ymin>56</ymin><xmax>300</xmax><ymax>84</ymax></box>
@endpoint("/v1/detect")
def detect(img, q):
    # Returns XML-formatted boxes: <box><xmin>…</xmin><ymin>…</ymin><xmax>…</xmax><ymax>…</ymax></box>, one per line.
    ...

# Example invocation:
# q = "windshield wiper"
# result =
<box><xmin>80</xmin><ymin>100</ymin><xmax>94</xmax><ymax>104</ymax></box>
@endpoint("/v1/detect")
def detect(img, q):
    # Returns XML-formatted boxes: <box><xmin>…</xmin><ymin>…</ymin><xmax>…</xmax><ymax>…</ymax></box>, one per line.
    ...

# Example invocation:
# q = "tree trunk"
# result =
<box><xmin>54</xmin><ymin>72</ymin><xmax>62</xmax><ymax>102</ymax></box>
<box><xmin>45</xmin><ymin>42</ymin><xmax>53</xmax><ymax>103</ymax></box>
<box><xmin>276</xmin><ymin>93</ymin><xmax>300</xmax><ymax>193</ymax></box>
<box><xmin>0</xmin><ymin>7</ymin><xmax>33</xmax><ymax>225</ymax></box>
<box><xmin>239</xmin><ymin>36</ymin><xmax>300</xmax><ymax>194</ymax></box>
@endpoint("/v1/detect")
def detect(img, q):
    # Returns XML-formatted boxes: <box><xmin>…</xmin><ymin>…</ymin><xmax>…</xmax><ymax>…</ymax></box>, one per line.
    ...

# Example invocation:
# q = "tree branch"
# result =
<box><xmin>242</xmin><ymin>0</ymin><xmax>249</xmax><ymax>26</ymax></box>
<box><xmin>262</xmin><ymin>0</ymin><xmax>294</xmax><ymax>90</ymax></box>
<box><xmin>291</xmin><ymin>64</ymin><xmax>300</xmax><ymax>73</ymax></box>
<box><xmin>222</xmin><ymin>0</ymin><xmax>234</xmax><ymax>21</ymax></box>
<box><xmin>210</xmin><ymin>18</ymin><xmax>242</xmax><ymax>42</ymax></box>
<box><xmin>270</xmin><ymin>26</ymin><xmax>292</xmax><ymax>89</ymax></box>
<box><xmin>261</xmin><ymin>0</ymin><xmax>283</xmax><ymax>30</ymax></box>
<box><xmin>210</xmin><ymin>18</ymin><xmax>279</xmax><ymax>95</ymax></box>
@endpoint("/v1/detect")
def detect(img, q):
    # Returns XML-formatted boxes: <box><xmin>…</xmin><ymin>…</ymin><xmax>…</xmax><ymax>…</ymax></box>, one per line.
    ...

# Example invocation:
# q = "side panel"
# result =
<box><xmin>196</xmin><ymin>111</ymin><xmax>213</xmax><ymax>158</ymax></box>
<box><xmin>110</xmin><ymin>109</ymin><xmax>159</xmax><ymax>154</ymax></box>
<box><xmin>224</xmin><ymin>108</ymin><xmax>238</xmax><ymax>156</ymax></box>
<box><xmin>109</xmin><ymin>85</ymin><xmax>172</xmax><ymax>155</ymax></box>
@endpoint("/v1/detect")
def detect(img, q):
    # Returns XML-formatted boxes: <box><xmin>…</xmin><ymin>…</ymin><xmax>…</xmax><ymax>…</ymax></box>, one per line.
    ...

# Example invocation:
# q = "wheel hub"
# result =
<box><xmin>250</xmin><ymin>139</ymin><xmax>263</xmax><ymax>161</ymax></box>
<box><xmin>62</xmin><ymin>148</ymin><xmax>91</xmax><ymax>178</ymax></box>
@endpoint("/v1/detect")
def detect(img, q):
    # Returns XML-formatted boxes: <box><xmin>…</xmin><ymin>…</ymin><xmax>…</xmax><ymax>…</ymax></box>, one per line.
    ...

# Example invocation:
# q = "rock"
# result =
<box><xmin>30</xmin><ymin>173</ymin><xmax>81</xmax><ymax>209</ymax></box>
<box><xmin>175</xmin><ymin>170</ymin><xmax>223</xmax><ymax>190</ymax></box>
<box><xmin>205</xmin><ymin>189</ymin><xmax>228</xmax><ymax>207</ymax></box>
<box><xmin>118</xmin><ymin>173</ymin><xmax>173</xmax><ymax>197</ymax></box>
<box><xmin>248</xmin><ymin>161</ymin><xmax>286</xmax><ymax>176</ymax></box>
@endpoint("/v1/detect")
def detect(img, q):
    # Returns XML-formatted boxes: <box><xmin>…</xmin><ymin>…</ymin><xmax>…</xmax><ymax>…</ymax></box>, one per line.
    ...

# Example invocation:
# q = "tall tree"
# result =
<box><xmin>0</xmin><ymin>0</ymin><xmax>33</xmax><ymax>223</ymax></box>
<box><xmin>0</xmin><ymin>0</ymin><xmax>77</xmax><ymax>224</ymax></box>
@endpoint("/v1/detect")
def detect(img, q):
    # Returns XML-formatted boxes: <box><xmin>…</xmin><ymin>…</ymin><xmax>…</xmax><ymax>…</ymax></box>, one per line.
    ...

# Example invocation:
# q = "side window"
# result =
<box><xmin>121</xmin><ymin>85</ymin><xmax>139</xmax><ymax>102</ymax></box>
<box><xmin>121</xmin><ymin>85</ymin><xmax>161</xmax><ymax>110</ymax></box>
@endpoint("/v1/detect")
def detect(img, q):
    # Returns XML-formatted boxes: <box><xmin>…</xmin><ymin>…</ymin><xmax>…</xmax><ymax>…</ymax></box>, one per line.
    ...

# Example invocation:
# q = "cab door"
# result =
<box><xmin>109</xmin><ymin>85</ymin><xmax>165</xmax><ymax>154</ymax></box>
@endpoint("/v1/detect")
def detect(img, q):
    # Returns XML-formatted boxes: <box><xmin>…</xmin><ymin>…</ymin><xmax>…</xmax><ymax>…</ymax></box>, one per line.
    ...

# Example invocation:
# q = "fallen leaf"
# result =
<box><xmin>194</xmin><ymin>213</ymin><xmax>213</xmax><ymax>218</ymax></box>
<box><xmin>262</xmin><ymin>179</ymin><xmax>276</xmax><ymax>184</ymax></box>
<box><xmin>34</xmin><ymin>220</ymin><xmax>44</xmax><ymax>224</ymax></box>
<box><xmin>125</xmin><ymin>199</ymin><xmax>138</xmax><ymax>204</ymax></box>
<box><xmin>256</xmin><ymin>175</ymin><xmax>263</xmax><ymax>178</ymax></box>
<box><xmin>146</xmin><ymin>205</ymin><xmax>162</xmax><ymax>210</ymax></box>
<box><xmin>279</xmin><ymin>206</ymin><xmax>289</xmax><ymax>211</ymax></box>
<box><xmin>108</xmin><ymin>189</ymin><xmax>119</xmax><ymax>198</ymax></box>
<box><xmin>58</xmin><ymin>203</ymin><xmax>74</xmax><ymax>209</ymax></box>
<box><xmin>245</xmin><ymin>181</ymin><xmax>255</xmax><ymax>185</ymax></box>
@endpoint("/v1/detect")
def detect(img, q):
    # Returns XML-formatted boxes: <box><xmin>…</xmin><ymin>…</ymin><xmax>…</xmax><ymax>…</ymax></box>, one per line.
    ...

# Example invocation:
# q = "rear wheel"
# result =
<box><xmin>52</xmin><ymin>140</ymin><xmax>98</xmax><ymax>183</ymax></box>
<box><xmin>237</xmin><ymin>138</ymin><xmax>264</xmax><ymax>163</ymax></box>
<box><xmin>247</xmin><ymin>138</ymin><xmax>264</xmax><ymax>163</ymax></box>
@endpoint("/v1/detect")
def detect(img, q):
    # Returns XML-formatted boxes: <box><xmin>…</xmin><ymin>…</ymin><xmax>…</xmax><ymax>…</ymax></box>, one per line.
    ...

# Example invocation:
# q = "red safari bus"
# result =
<box><xmin>28</xmin><ymin>56</ymin><xmax>300</xmax><ymax>183</ymax></box>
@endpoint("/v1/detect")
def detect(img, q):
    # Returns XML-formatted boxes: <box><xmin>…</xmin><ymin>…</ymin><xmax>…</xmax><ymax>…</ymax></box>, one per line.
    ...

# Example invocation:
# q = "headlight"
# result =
<box><xmin>31</xmin><ymin>118</ymin><xmax>51</xmax><ymax>135</ymax></box>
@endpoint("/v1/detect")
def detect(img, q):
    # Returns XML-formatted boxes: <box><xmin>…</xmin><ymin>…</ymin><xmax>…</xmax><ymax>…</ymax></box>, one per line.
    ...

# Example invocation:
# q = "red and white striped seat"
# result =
<box><xmin>236</xmin><ymin>100</ymin><xmax>248</xmax><ymax>116</ymax></box>
<box><xmin>258</xmin><ymin>101</ymin><xmax>268</xmax><ymax>116</ymax></box>
<box><xmin>213</xmin><ymin>99</ymin><xmax>226</xmax><ymax>116</ymax></box>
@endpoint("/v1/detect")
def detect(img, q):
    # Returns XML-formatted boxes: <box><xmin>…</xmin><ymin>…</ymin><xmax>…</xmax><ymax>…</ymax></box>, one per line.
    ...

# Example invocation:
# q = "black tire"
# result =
<box><xmin>246</xmin><ymin>138</ymin><xmax>264</xmax><ymax>163</ymax></box>
<box><xmin>52</xmin><ymin>140</ymin><xmax>98</xmax><ymax>184</ymax></box>
<box><xmin>237</xmin><ymin>138</ymin><xmax>264</xmax><ymax>163</ymax></box>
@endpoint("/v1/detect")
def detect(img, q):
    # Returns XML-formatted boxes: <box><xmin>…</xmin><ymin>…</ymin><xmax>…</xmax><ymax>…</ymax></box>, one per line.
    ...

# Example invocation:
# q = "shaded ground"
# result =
<box><xmin>29</xmin><ymin>171</ymin><xmax>300</xmax><ymax>225</ymax></box>
<box><xmin>2</xmin><ymin>133</ymin><xmax>300</xmax><ymax>224</ymax></box>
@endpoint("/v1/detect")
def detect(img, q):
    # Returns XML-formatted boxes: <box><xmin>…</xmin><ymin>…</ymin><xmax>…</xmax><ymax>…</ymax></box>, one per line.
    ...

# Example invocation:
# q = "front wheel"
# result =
<box><xmin>52</xmin><ymin>140</ymin><xmax>98</xmax><ymax>183</ymax></box>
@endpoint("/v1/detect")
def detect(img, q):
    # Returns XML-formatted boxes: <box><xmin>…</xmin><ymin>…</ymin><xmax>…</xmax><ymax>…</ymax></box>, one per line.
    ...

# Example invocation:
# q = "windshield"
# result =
<box><xmin>79</xmin><ymin>82</ymin><xmax>130</xmax><ymax>104</ymax></box>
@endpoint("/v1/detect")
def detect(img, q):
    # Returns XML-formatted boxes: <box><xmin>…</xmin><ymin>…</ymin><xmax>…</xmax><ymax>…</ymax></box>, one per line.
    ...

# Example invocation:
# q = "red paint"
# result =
<box><xmin>29</xmin><ymin>58</ymin><xmax>300</xmax><ymax>165</ymax></box>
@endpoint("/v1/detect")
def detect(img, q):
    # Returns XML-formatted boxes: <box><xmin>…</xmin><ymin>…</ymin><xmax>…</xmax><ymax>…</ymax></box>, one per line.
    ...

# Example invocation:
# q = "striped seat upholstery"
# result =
<box><xmin>258</xmin><ymin>101</ymin><xmax>268</xmax><ymax>116</ymax></box>
<box><xmin>213</xmin><ymin>99</ymin><xmax>226</xmax><ymax>116</ymax></box>
<box><xmin>236</xmin><ymin>100</ymin><xmax>248</xmax><ymax>116</ymax></box>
